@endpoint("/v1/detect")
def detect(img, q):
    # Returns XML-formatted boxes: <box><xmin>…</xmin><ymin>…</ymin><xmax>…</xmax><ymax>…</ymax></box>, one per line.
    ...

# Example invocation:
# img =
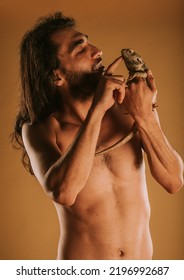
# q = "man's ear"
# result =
<box><xmin>53</xmin><ymin>69</ymin><xmax>64</xmax><ymax>86</ymax></box>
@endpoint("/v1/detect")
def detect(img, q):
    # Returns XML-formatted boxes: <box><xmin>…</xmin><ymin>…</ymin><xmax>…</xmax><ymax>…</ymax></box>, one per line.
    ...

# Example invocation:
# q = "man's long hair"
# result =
<box><xmin>11</xmin><ymin>12</ymin><xmax>75</xmax><ymax>174</ymax></box>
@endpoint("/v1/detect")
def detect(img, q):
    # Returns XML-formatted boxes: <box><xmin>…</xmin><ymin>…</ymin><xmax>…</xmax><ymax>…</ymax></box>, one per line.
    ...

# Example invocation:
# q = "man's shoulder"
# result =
<box><xmin>22</xmin><ymin>114</ymin><xmax>60</xmax><ymax>144</ymax></box>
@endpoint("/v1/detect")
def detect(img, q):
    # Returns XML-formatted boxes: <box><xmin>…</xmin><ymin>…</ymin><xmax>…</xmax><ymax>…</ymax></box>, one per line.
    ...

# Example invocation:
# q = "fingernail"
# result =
<box><xmin>147</xmin><ymin>69</ymin><xmax>152</xmax><ymax>75</ymax></box>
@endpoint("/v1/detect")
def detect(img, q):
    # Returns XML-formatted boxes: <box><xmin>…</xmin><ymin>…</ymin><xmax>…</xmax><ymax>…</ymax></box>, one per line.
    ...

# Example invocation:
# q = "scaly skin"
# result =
<box><xmin>121</xmin><ymin>48</ymin><xmax>148</xmax><ymax>82</ymax></box>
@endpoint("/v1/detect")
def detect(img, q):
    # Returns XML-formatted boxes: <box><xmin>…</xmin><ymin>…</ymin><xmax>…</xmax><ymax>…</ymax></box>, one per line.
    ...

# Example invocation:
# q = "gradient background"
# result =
<box><xmin>0</xmin><ymin>0</ymin><xmax>183</xmax><ymax>260</ymax></box>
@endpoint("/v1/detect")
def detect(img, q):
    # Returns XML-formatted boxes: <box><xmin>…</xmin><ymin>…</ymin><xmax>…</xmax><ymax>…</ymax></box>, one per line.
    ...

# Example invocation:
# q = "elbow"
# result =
<box><xmin>168</xmin><ymin>158</ymin><xmax>184</xmax><ymax>194</ymax></box>
<box><xmin>46</xmin><ymin>178</ymin><xmax>76</xmax><ymax>207</ymax></box>
<box><xmin>164</xmin><ymin>175</ymin><xmax>183</xmax><ymax>194</ymax></box>
<box><xmin>44</xmin><ymin>170</ymin><xmax>77</xmax><ymax>207</ymax></box>
<box><xmin>151</xmin><ymin>163</ymin><xmax>183</xmax><ymax>194</ymax></box>
<box><xmin>44</xmin><ymin>175</ymin><xmax>76</xmax><ymax>207</ymax></box>
<box><xmin>54</xmin><ymin>190</ymin><xmax>76</xmax><ymax>206</ymax></box>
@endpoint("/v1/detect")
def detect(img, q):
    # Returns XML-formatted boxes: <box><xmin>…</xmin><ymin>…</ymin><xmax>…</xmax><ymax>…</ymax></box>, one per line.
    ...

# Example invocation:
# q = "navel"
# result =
<box><xmin>119</xmin><ymin>249</ymin><xmax>125</xmax><ymax>257</ymax></box>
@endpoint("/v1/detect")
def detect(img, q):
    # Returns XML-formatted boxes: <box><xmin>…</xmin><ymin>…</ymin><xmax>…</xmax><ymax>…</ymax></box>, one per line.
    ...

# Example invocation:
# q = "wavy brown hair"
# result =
<box><xmin>11</xmin><ymin>12</ymin><xmax>75</xmax><ymax>174</ymax></box>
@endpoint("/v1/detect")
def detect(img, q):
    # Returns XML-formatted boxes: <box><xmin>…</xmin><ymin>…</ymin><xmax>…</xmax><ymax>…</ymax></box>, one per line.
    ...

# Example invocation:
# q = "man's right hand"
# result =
<box><xmin>93</xmin><ymin>56</ymin><xmax>126</xmax><ymax>113</ymax></box>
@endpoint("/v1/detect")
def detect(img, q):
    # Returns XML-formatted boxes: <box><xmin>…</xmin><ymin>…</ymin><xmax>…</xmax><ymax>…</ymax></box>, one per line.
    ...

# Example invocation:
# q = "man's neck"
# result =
<box><xmin>59</xmin><ymin>94</ymin><xmax>94</xmax><ymax>125</ymax></box>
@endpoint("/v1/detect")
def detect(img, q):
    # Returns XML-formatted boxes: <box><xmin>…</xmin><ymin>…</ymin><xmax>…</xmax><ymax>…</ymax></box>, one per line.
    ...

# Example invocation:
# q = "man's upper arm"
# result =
<box><xmin>22</xmin><ymin>122</ymin><xmax>62</xmax><ymax>187</ymax></box>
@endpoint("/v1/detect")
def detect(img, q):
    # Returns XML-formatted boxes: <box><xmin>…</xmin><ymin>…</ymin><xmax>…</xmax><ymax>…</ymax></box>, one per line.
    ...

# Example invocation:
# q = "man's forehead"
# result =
<box><xmin>72</xmin><ymin>30</ymin><xmax>88</xmax><ymax>39</ymax></box>
<box><xmin>51</xmin><ymin>28</ymin><xmax>87</xmax><ymax>45</ymax></box>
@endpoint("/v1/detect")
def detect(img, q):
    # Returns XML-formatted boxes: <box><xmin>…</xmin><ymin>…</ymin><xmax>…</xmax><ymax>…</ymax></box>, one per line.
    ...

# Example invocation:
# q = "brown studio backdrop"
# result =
<box><xmin>0</xmin><ymin>0</ymin><xmax>183</xmax><ymax>260</ymax></box>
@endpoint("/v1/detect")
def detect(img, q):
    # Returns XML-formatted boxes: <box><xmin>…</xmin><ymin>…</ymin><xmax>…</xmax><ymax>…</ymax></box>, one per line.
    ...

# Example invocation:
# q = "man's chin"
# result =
<box><xmin>68</xmin><ymin>72</ymin><xmax>100</xmax><ymax>101</ymax></box>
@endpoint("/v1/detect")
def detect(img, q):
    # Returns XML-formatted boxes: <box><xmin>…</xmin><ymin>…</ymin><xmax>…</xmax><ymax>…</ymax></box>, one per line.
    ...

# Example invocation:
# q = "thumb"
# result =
<box><xmin>146</xmin><ymin>69</ymin><xmax>157</xmax><ymax>92</ymax></box>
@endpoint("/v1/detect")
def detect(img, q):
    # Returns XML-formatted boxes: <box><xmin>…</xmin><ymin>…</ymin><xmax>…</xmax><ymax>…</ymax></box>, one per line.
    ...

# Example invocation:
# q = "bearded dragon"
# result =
<box><xmin>95</xmin><ymin>48</ymin><xmax>152</xmax><ymax>156</ymax></box>
<box><xmin>121</xmin><ymin>48</ymin><xmax>148</xmax><ymax>83</ymax></box>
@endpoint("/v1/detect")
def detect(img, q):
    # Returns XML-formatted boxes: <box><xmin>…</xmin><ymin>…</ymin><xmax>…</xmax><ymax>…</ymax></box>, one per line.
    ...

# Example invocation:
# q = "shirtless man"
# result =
<box><xmin>12</xmin><ymin>12</ymin><xmax>183</xmax><ymax>260</ymax></box>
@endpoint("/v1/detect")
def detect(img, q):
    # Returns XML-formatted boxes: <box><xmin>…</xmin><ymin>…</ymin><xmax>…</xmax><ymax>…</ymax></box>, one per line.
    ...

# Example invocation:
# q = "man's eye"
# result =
<box><xmin>77</xmin><ymin>48</ymin><xmax>85</xmax><ymax>54</ymax></box>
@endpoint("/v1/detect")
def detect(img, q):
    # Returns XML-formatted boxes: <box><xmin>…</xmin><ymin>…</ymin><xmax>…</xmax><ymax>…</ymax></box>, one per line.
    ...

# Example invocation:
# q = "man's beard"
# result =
<box><xmin>63</xmin><ymin>69</ymin><xmax>102</xmax><ymax>101</ymax></box>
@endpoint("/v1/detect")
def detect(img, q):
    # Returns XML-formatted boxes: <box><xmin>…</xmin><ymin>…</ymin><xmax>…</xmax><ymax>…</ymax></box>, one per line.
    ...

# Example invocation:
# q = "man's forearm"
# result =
<box><xmin>136</xmin><ymin>111</ymin><xmax>183</xmax><ymax>193</ymax></box>
<box><xmin>44</xmin><ymin>105</ymin><xmax>104</xmax><ymax>206</ymax></box>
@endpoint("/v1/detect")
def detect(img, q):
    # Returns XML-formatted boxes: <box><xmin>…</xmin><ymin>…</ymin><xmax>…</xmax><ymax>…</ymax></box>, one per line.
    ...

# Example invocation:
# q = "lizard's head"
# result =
<box><xmin>121</xmin><ymin>48</ymin><xmax>147</xmax><ymax>72</ymax></box>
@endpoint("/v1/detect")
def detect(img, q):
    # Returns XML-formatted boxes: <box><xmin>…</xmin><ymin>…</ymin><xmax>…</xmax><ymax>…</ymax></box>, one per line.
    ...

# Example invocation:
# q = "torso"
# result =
<box><xmin>51</xmin><ymin>104</ymin><xmax>153</xmax><ymax>260</ymax></box>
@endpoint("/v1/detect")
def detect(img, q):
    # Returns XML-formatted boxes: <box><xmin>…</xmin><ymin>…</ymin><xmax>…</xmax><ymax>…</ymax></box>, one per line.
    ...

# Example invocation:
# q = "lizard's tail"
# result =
<box><xmin>95</xmin><ymin>122</ymin><xmax>137</xmax><ymax>156</ymax></box>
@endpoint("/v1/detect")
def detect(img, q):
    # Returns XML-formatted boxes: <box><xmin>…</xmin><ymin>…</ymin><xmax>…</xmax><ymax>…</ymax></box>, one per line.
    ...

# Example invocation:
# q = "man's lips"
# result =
<box><xmin>93</xmin><ymin>60</ymin><xmax>102</xmax><ymax>71</ymax></box>
<box><xmin>92</xmin><ymin>59</ymin><xmax>106</xmax><ymax>72</ymax></box>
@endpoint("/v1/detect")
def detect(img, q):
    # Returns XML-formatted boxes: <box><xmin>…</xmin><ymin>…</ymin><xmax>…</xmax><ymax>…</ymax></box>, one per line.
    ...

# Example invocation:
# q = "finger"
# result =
<box><xmin>105</xmin><ymin>56</ymin><xmax>123</xmax><ymax>76</ymax></box>
<box><xmin>117</xmin><ymin>86</ymin><xmax>125</xmax><ymax>104</ymax></box>
<box><xmin>146</xmin><ymin>69</ymin><xmax>157</xmax><ymax>92</ymax></box>
<box><xmin>104</xmin><ymin>75</ymin><xmax>125</xmax><ymax>83</ymax></box>
<box><xmin>113</xmin><ymin>84</ymin><xmax>125</xmax><ymax>104</ymax></box>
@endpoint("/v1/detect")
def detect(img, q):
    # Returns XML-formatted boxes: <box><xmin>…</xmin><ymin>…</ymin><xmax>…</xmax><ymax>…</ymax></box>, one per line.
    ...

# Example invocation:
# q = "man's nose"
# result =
<box><xmin>90</xmin><ymin>45</ymin><xmax>103</xmax><ymax>59</ymax></box>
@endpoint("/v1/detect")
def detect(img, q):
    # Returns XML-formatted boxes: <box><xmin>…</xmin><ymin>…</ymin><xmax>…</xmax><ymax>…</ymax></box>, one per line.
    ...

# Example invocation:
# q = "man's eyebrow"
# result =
<box><xmin>69</xmin><ymin>34</ymin><xmax>88</xmax><ymax>52</ymax></box>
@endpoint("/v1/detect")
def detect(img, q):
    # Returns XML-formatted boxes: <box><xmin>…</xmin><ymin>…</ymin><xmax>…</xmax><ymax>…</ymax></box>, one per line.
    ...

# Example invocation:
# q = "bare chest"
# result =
<box><xmin>55</xmin><ymin>119</ymin><xmax>146</xmax><ymax>221</ymax></box>
<box><xmin>90</xmin><ymin>136</ymin><xmax>144</xmax><ymax>192</ymax></box>
<box><xmin>55</xmin><ymin>111</ymin><xmax>144</xmax><ymax>179</ymax></box>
